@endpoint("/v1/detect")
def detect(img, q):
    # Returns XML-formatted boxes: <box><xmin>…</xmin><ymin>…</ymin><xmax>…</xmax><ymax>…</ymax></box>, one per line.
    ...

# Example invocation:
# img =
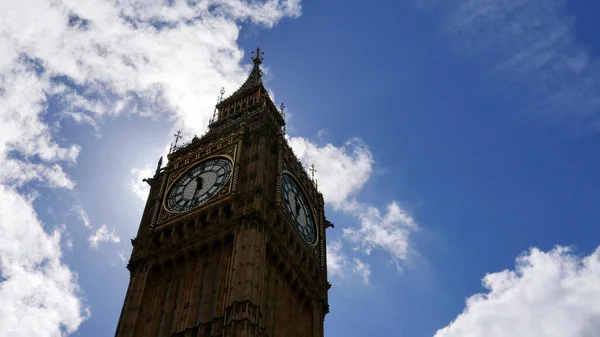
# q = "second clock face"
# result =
<box><xmin>281</xmin><ymin>173</ymin><xmax>317</xmax><ymax>245</ymax></box>
<box><xmin>166</xmin><ymin>157</ymin><xmax>233</xmax><ymax>212</ymax></box>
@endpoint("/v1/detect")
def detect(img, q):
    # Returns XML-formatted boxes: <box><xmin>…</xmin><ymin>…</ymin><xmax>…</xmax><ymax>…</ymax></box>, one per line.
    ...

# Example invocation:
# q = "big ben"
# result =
<box><xmin>114</xmin><ymin>48</ymin><xmax>331</xmax><ymax>337</ymax></box>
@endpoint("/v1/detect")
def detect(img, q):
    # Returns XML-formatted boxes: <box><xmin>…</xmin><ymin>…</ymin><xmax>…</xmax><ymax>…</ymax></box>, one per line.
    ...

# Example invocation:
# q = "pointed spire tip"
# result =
<box><xmin>252</xmin><ymin>46</ymin><xmax>264</xmax><ymax>65</ymax></box>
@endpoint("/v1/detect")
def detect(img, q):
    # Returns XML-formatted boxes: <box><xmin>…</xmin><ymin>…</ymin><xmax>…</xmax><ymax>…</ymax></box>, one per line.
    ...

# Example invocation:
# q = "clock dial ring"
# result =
<box><xmin>165</xmin><ymin>157</ymin><xmax>233</xmax><ymax>213</ymax></box>
<box><xmin>281</xmin><ymin>173</ymin><xmax>317</xmax><ymax>245</ymax></box>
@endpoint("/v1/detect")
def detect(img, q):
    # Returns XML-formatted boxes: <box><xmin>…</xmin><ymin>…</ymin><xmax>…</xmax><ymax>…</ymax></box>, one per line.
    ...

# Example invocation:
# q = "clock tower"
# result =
<box><xmin>115</xmin><ymin>48</ymin><xmax>331</xmax><ymax>337</ymax></box>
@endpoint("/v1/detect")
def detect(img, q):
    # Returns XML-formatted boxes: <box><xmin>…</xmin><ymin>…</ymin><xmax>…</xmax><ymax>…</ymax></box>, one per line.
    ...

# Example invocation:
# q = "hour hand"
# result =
<box><xmin>294</xmin><ymin>195</ymin><xmax>301</xmax><ymax>217</ymax></box>
<box><xmin>194</xmin><ymin>176</ymin><xmax>204</xmax><ymax>192</ymax></box>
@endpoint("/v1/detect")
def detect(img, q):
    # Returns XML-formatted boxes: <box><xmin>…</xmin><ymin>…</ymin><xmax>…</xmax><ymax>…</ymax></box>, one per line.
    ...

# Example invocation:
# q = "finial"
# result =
<box><xmin>279</xmin><ymin>103</ymin><xmax>286</xmax><ymax>134</ymax></box>
<box><xmin>251</xmin><ymin>46</ymin><xmax>264</xmax><ymax>65</ymax></box>
<box><xmin>218</xmin><ymin>87</ymin><xmax>225</xmax><ymax>102</ymax></box>
<box><xmin>155</xmin><ymin>156</ymin><xmax>163</xmax><ymax>175</ymax></box>
<box><xmin>173</xmin><ymin>130</ymin><xmax>182</xmax><ymax>147</ymax></box>
<box><xmin>309</xmin><ymin>164</ymin><xmax>317</xmax><ymax>182</ymax></box>
<box><xmin>211</xmin><ymin>87</ymin><xmax>226</xmax><ymax>123</ymax></box>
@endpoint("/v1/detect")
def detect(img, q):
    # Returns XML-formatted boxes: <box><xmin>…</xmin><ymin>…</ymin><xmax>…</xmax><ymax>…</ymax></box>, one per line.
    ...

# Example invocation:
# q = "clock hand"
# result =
<box><xmin>294</xmin><ymin>194</ymin><xmax>302</xmax><ymax>220</ymax></box>
<box><xmin>193</xmin><ymin>176</ymin><xmax>204</xmax><ymax>197</ymax></box>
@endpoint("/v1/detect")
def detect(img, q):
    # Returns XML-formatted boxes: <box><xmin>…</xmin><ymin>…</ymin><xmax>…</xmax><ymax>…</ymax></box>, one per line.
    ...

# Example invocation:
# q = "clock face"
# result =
<box><xmin>281</xmin><ymin>173</ymin><xmax>317</xmax><ymax>244</ymax></box>
<box><xmin>166</xmin><ymin>158</ymin><xmax>233</xmax><ymax>212</ymax></box>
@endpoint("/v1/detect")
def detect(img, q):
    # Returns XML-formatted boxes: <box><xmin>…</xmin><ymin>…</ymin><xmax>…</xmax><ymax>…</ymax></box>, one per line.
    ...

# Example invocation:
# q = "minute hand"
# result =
<box><xmin>294</xmin><ymin>195</ymin><xmax>302</xmax><ymax>220</ymax></box>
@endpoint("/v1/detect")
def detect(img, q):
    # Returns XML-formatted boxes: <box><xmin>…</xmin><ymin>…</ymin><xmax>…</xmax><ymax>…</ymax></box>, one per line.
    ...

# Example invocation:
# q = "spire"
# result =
<box><xmin>252</xmin><ymin>46</ymin><xmax>264</xmax><ymax>66</ymax></box>
<box><xmin>216</xmin><ymin>46</ymin><xmax>265</xmax><ymax>109</ymax></box>
<box><xmin>238</xmin><ymin>46</ymin><xmax>263</xmax><ymax>91</ymax></box>
<box><xmin>155</xmin><ymin>156</ymin><xmax>162</xmax><ymax>175</ymax></box>
<box><xmin>279</xmin><ymin>103</ymin><xmax>286</xmax><ymax>134</ymax></box>
<box><xmin>210</xmin><ymin>87</ymin><xmax>225</xmax><ymax>123</ymax></box>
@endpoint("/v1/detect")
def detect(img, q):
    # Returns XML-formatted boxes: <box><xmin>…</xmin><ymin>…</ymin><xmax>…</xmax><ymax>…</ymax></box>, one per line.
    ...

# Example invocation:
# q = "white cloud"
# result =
<box><xmin>0</xmin><ymin>186</ymin><xmax>89</xmax><ymax>336</ymax></box>
<box><xmin>327</xmin><ymin>240</ymin><xmax>372</xmax><ymax>286</ymax></box>
<box><xmin>288</xmin><ymin>136</ymin><xmax>373</xmax><ymax>209</ymax></box>
<box><xmin>0</xmin><ymin>161</ymin><xmax>75</xmax><ymax>189</ymax></box>
<box><xmin>117</xmin><ymin>250</ymin><xmax>128</xmax><ymax>265</ymax></box>
<box><xmin>290</xmin><ymin>136</ymin><xmax>417</xmax><ymax>282</ymax></box>
<box><xmin>0</xmin><ymin>0</ymin><xmax>302</xmax><ymax>140</ymax></box>
<box><xmin>56</xmin><ymin>224</ymin><xmax>74</xmax><ymax>251</ymax></box>
<box><xmin>430</xmin><ymin>0</ymin><xmax>600</xmax><ymax>131</ymax></box>
<box><xmin>130</xmin><ymin>165</ymin><xmax>153</xmax><ymax>202</ymax></box>
<box><xmin>0</xmin><ymin>61</ymin><xmax>79</xmax><ymax>189</ymax></box>
<box><xmin>71</xmin><ymin>204</ymin><xmax>91</xmax><ymax>229</ymax></box>
<box><xmin>110</xmin><ymin>250</ymin><xmax>130</xmax><ymax>268</ymax></box>
<box><xmin>351</xmin><ymin>258</ymin><xmax>372</xmax><ymax>286</ymax></box>
<box><xmin>88</xmin><ymin>224</ymin><xmax>121</xmax><ymax>250</ymax></box>
<box><xmin>344</xmin><ymin>202</ymin><xmax>417</xmax><ymax>271</ymax></box>
<box><xmin>327</xmin><ymin>240</ymin><xmax>350</xmax><ymax>278</ymax></box>
<box><xmin>435</xmin><ymin>246</ymin><xmax>600</xmax><ymax>337</ymax></box>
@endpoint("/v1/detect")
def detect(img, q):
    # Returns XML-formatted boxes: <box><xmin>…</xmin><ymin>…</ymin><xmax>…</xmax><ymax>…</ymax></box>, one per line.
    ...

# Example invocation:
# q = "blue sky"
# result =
<box><xmin>2</xmin><ymin>1</ymin><xmax>600</xmax><ymax>336</ymax></box>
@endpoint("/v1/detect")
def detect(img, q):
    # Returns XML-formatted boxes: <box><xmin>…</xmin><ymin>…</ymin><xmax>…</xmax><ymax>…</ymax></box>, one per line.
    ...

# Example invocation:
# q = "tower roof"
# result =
<box><xmin>216</xmin><ymin>47</ymin><xmax>264</xmax><ymax>109</ymax></box>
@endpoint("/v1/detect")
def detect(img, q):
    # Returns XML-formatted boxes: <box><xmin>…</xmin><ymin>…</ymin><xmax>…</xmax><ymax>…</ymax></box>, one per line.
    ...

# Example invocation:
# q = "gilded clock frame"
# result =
<box><xmin>280</xmin><ymin>170</ymin><xmax>319</xmax><ymax>247</ymax></box>
<box><xmin>155</xmin><ymin>142</ymin><xmax>240</xmax><ymax>229</ymax></box>
<box><xmin>163</xmin><ymin>154</ymin><xmax>234</xmax><ymax>213</ymax></box>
